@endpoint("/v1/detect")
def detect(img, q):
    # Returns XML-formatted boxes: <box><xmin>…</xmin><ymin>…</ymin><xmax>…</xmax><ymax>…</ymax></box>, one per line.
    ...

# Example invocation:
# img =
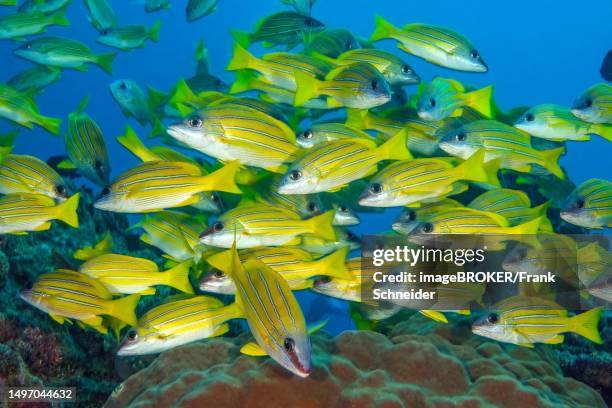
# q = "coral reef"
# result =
<box><xmin>0</xmin><ymin>184</ymin><xmax>163</xmax><ymax>407</ymax></box>
<box><xmin>104</xmin><ymin>314</ymin><xmax>606</xmax><ymax>408</ymax></box>
<box><xmin>556</xmin><ymin>314</ymin><xmax>612</xmax><ymax>405</ymax></box>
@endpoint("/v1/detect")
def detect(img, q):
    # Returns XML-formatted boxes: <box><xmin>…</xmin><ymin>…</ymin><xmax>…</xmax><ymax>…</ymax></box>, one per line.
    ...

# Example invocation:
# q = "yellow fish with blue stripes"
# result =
<box><xmin>80</xmin><ymin>254</ymin><xmax>194</xmax><ymax>295</ymax></box>
<box><xmin>278</xmin><ymin>129</ymin><xmax>411</xmax><ymax>194</ymax></box>
<box><xmin>439</xmin><ymin>120</ymin><xmax>565</xmax><ymax>179</ymax></box>
<box><xmin>94</xmin><ymin>160</ymin><xmax>241</xmax><ymax>213</ymax></box>
<box><xmin>358</xmin><ymin>150</ymin><xmax>497</xmax><ymax>207</ymax></box>
<box><xmin>514</xmin><ymin>104</ymin><xmax>612</xmax><ymax>142</ymax></box>
<box><xmin>469</xmin><ymin>189</ymin><xmax>551</xmax><ymax>231</ymax></box>
<box><xmin>294</xmin><ymin>62</ymin><xmax>392</xmax><ymax>109</ymax></box>
<box><xmin>134</xmin><ymin>211</ymin><xmax>208</xmax><ymax>262</ymax></box>
<box><xmin>20</xmin><ymin>269</ymin><xmax>141</xmax><ymax>329</ymax></box>
<box><xmin>571</xmin><ymin>83</ymin><xmax>612</xmax><ymax>124</ymax></box>
<box><xmin>313</xmin><ymin>48</ymin><xmax>420</xmax><ymax>86</ymax></box>
<box><xmin>201</xmin><ymin>246</ymin><xmax>351</xmax><ymax>294</ymax></box>
<box><xmin>117</xmin><ymin>125</ymin><xmax>224</xmax><ymax>214</ymax></box>
<box><xmin>561</xmin><ymin>178</ymin><xmax>612</xmax><ymax>228</ymax></box>
<box><xmin>227</xmin><ymin>43</ymin><xmax>331</xmax><ymax>91</ymax></box>
<box><xmin>473</xmin><ymin>296</ymin><xmax>603</xmax><ymax>347</ymax></box>
<box><xmin>199</xmin><ymin>202</ymin><xmax>336</xmax><ymax>248</ymax></box>
<box><xmin>117</xmin><ymin>295</ymin><xmax>239</xmax><ymax>356</ymax></box>
<box><xmin>0</xmin><ymin>154</ymin><xmax>68</xmax><ymax>201</ymax></box>
<box><xmin>62</xmin><ymin>96</ymin><xmax>110</xmax><ymax>186</ymax></box>
<box><xmin>370</xmin><ymin>15</ymin><xmax>487</xmax><ymax>72</ymax></box>
<box><xmin>0</xmin><ymin>192</ymin><xmax>79</xmax><ymax>234</ymax></box>
<box><xmin>167</xmin><ymin>104</ymin><xmax>300</xmax><ymax>172</ymax></box>
<box><xmin>227</xmin><ymin>241</ymin><xmax>312</xmax><ymax>377</ymax></box>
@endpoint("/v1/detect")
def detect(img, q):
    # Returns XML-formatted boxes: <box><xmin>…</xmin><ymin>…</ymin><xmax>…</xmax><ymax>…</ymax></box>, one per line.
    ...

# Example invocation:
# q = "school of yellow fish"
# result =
<box><xmin>2</xmin><ymin>0</ymin><xmax>610</xmax><ymax>377</ymax></box>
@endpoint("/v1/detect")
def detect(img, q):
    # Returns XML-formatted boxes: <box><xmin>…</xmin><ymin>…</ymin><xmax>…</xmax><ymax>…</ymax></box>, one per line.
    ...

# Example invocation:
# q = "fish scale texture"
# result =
<box><xmin>104</xmin><ymin>315</ymin><xmax>606</xmax><ymax>408</ymax></box>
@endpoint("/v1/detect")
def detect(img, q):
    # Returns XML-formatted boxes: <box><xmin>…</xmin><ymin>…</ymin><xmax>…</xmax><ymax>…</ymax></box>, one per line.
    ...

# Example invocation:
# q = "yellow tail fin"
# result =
<box><xmin>316</xmin><ymin>247</ymin><xmax>351</xmax><ymax>280</ymax></box>
<box><xmin>464</xmin><ymin>85</ymin><xmax>493</xmax><ymax>118</ymax></box>
<box><xmin>149</xmin><ymin>20</ymin><xmax>161</xmax><ymax>42</ymax></box>
<box><xmin>199</xmin><ymin>161</ymin><xmax>242</xmax><ymax>194</ymax></box>
<box><xmin>345</xmin><ymin>108</ymin><xmax>370</xmax><ymax>130</ymax></box>
<box><xmin>97</xmin><ymin>52</ymin><xmax>116</xmax><ymax>75</ymax></box>
<box><xmin>572</xmin><ymin>307</ymin><xmax>603</xmax><ymax>344</ymax></box>
<box><xmin>38</xmin><ymin>114</ymin><xmax>62</xmax><ymax>135</ymax></box>
<box><xmin>370</xmin><ymin>15</ymin><xmax>399</xmax><ymax>42</ymax></box>
<box><xmin>375</xmin><ymin>129</ymin><xmax>413</xmax><ymax>161</ymax></box>
<box><xmin>204</xmin><ymin>249</ymin><xmax>232</xmax><ymax>273</ymax></box>
<box><xmin>229</xmin><ymin>70</ymin><xmax>258</xmax><ymax>95</ymax></box>
<box><xmin>293</xmin><ymin>70</ymin><xmax>323</xmax><ymax>106</ymax></box>
<box><xmin>508</xmin><ymin>216</ymin><xmax>542</xmax><ymax>234</ymax></box>
<box><xmin>74</xmin><ymin>232</ymin><xmax>113</xmax><ymax>260</ymax></box>
<box><xmin>169</xmin><ymin>79</ymin><xmax>199</xmax><ymax>108</ymax></box>
<box><xmin>306</xmin><ymin>210</ymin><xmax>336</xmax><ymax>241</ymax></box>
<box><xmin>227</xmin><ymin>43</ymin><xmax>259</xmax><ymax>71</ymax></box>
<box><xmin>56</xmin><ymin>193</ymin><xmax>80</xmax><ymax>228</ymax></box>
<box><xmin>164</xmin><ymin>260</ymin><xmax>194</xmax><ymax>294</ymax></box>
<box><xmin>540</xmin><ymin>147</ymin><xmax>565</xmax><ymax>179</ymax></box>
<box><xmin>108</xmin><ymin>294</ymin><xmax>141</xmax><ymax>326</ymax></box>
<box><xmin>592</xmin><ymin>123</ymin><xmax>612</xmax><ymax>141</ymax></box>
<box><xmin>454</xmin><ymin>149</ymin><xmax>493</xmax><ymax>184</ymax></box>
<box><xmin>118</xmin><ymin>125</ymin><xmax>159</xmax><ymax>162</ymax></box>
<box><xmin>419</xmin><ymin>310</ymin><xmax>448</xmax><ymax>323</ymax></box>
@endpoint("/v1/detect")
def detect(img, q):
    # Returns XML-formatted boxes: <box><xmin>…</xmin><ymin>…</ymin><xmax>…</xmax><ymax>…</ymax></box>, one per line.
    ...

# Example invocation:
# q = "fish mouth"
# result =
<box><xmin>198</xmin><ymin>227</ymin><xmax>213</xmax><ymax>240</ymax></box>
<box><xmin>288</xmin><ymin>353</ymin><xmax>312</xmax><ymax>378</ymax></box>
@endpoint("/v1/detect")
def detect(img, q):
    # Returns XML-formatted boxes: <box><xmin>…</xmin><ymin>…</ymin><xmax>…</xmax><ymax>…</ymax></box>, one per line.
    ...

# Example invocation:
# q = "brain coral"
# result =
<box><xmin>104</xmin><ymin>315</ymin><xmax>605</xmax><ymax>408</ymax></box>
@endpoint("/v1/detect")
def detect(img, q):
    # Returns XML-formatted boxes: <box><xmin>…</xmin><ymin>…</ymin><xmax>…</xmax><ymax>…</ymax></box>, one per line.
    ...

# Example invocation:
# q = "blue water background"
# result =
<box><xmin>1</xmin><ymin>0</ymin><xmax>610</xmax><ymax>333</ymax></box>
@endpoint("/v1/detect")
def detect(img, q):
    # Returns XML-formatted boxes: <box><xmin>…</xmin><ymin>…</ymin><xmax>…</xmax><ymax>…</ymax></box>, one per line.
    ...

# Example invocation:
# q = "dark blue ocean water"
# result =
<box><xmin>1</xmin><ymin>0</ymin><xmax>610</xmax><ymax>332</ymax></box>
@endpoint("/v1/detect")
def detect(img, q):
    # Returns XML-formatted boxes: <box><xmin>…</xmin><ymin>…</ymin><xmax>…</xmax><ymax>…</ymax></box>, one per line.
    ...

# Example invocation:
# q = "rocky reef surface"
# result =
<box><xmin>104</xmin><ymin>314</ymin><xmax>607</xmax><ymax>408</ymax></box>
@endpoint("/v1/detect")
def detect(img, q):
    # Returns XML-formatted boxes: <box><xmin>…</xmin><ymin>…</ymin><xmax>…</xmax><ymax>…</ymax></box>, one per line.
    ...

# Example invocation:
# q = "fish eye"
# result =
<box><xmin>339</xmin><ymin>204</ymin><xmax>348</xmax><ymax>212</ymax></box>
<box><xmin>102</xmin><ymin>29</ymin><xmax>109</xmax><ymax>35</ymax></box>
<box><xmin>213</xmin><ymin>221</ymin><xmax>224</xmax><ymax>232</ymax></box>
<box><xmin>213</xmin><ymin>269</ymin><xmax>225</xmax><ymax>279</ymax></box>
<box><xmin>55</xmin><ymin>185</ymin><xmax>67</xmax><ymax>197</ymax></box>
<box><xmin>575</xmin><ymin>199</ymin><xmax>585</xmax><ymax>209</ymax></box>
<box><xmin>470</xmin><ymin>50</ymin><xmax>480</xmax><ymax>59</ymax></box>
<box><xmin>101</xmin><ymin>186</ymin><xmax>111</xmax><ymax>196</ymax></box>
<box><xmin>371</xmin><ymin>79</ymin><xmax>379</xmax><ymax>91</ymax></box>
<box><xmin>119</xmin><ymin>81</ymin><xmax>127</xmax><ymax>90</ymax></box>
<box><xmin>525</xmin><ymin>113</ymin><xmax>535</xmax><ymax>122</ymax></box>
<box><xmin>25</xmin><ymin>42</ymin><xmax>32</xmax><ymax>49</ymax></box>
<box><xmin>301</xmin><ymin>130</ymin><xmax>313</xmax><ymax>139</ymax></box>
<box><xmin>401</xmin><ymin>65</ymin><xmax>410</xmax><ymax>74</ymax></box>
<box><xmin>407</xmin><ymin>210</ymin><xmax>416</xmax><ymax>221</ymax></box>
<box><xmin>188</xmin><ymin>117</ymin><xmax>203</xmax><ymax>128</ymax></box>
<box><xmin>345</xmin><ymin>40</ymin><xmax>354</xmax><ymax>50</ymax></box>
<box><xmin>516</xmin><ymin>247</ymin><xmax>527</xmax><ymax>260</ymax></box>
<box><xmin>347</xmin><ymin>231</ymin><xmax>357</xmax><ymax>240</ymax></box>
<box><xmin>95</xmin><ymin>160</ymin><xmax>104</xmax><ymax>171</ymax></box>
<box><xmin>305</xmin><ymin>18</ymin><xmax>315</xmax><ymax>27</ymax></box>
<box><xmin>487</xmin><ymin>313</ymin><xmax>499</xmax><ymax>324</ymax></box>
<box><xmin>421</xmin><ymin>222</ymin><xmax>434</xmax><ymax>233</ymax></box>
<box><xmin>455</xmin><ymin>132</ymin><xmax>466</xmax><ymax>142</ymax></box>
<box><xmin>584</xmin><ymin>98</ymin><xmax>593</xmax><ymax>108</ymax></box>
<box><xmin>215</xmin><ymin>79</ymin><xmax>222</xmax><ymax>86</ymax></box>
<box><xmin>283</xmin><ymin>337</ymin><xmax>295</xmax><ymax>353</ymax></box>
<box><xmin>429</xmin><ymin>98</ymin><xmax>436</xmax><ymax>108</ymax></box>
<box><xmin>211</xmin><ymin>193</ymin><xmax>220</xmax><ymax>202</ymax></box>
<box><xmin>369</xmin><ymin>183</ymin><xmax>383</xmax><ymax>194</ymax></box>
<box><xmin>306</xmin><ymin>201</ymin><xmax>318</xmax><ymax>213</ymax></box>
<box><xmin>315</xmin><ymin>276</ymin><xmax>331</xmax><ymax>285</ymax></box>
<box><xmin>289</xmin><ymin>169</ymin><xmax>302</xmax><ymax>181</ymax></box>
<box><xmin>126</xmin><ymin>330</ymin><xmax>138</xmax><ymax>341</ymax></box>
